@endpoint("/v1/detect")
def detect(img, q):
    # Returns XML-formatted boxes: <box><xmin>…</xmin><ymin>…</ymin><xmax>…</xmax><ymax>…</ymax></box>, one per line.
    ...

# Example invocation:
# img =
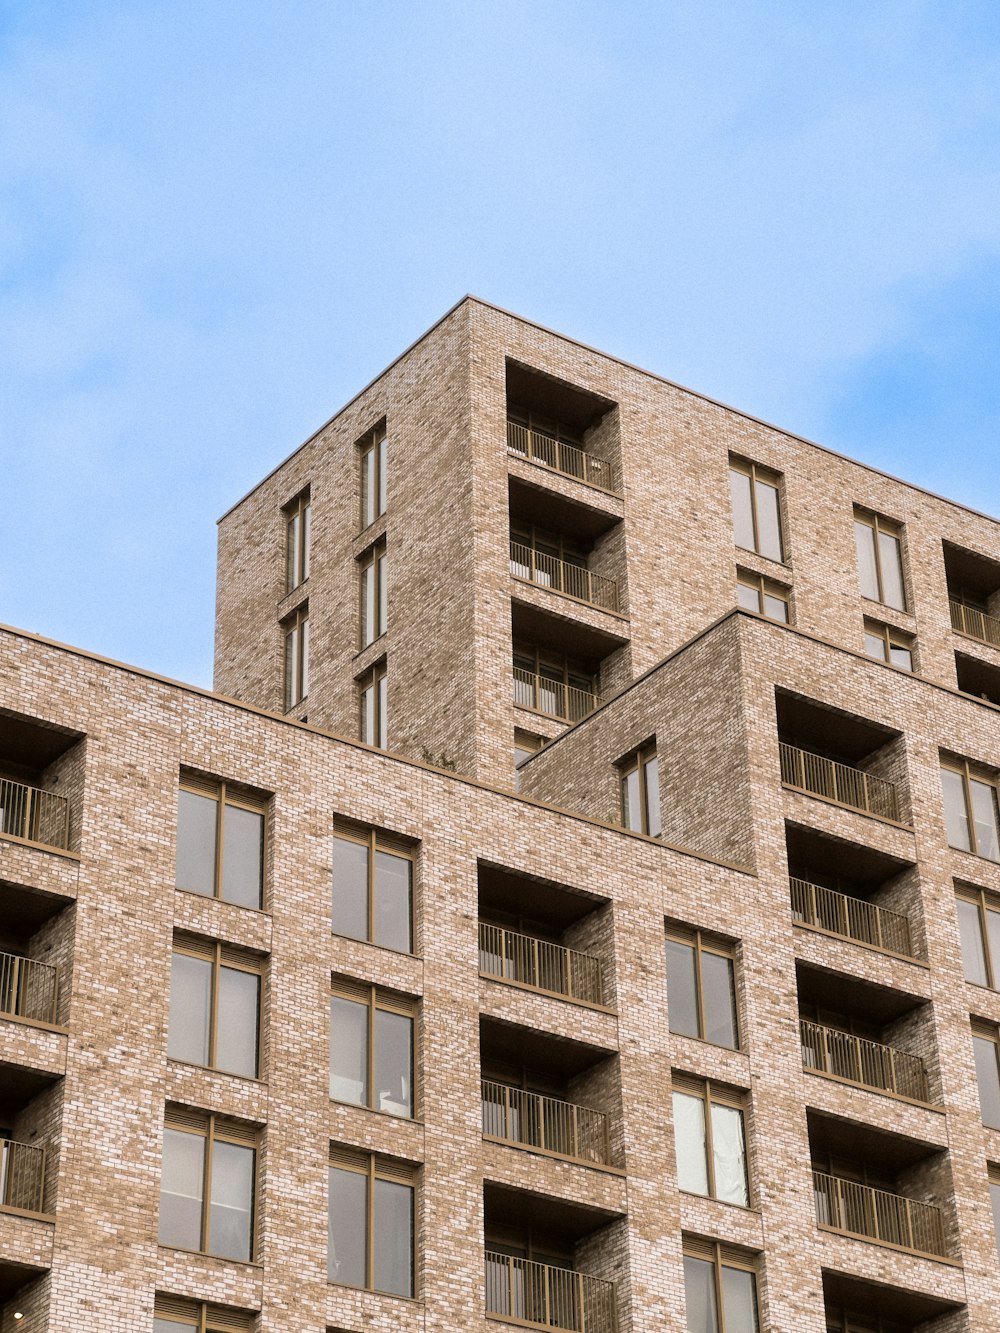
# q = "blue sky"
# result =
<box><xmin>2</xmin><ymin>1</ymin><xmax>998</xmax><ymax>687</ymax></box>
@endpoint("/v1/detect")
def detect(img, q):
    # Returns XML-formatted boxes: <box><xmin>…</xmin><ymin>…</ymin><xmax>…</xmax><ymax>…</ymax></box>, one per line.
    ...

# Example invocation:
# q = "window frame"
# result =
<box><xmin>673</xmin><ymin>1076</ymin><xmax>751</xmax><ymax>1207</ymax></box>
<box><xmin>327</xmin><ymin>1146</ymin><xmax>416</xmax><ymax>1297</ymax></box>
<box><xmin>360</xmin><ymin>425</ymin><xmax>388</xmax><ymax>530</ymax></box>
<box><xmin>989</xmin><ymin>1164</ymin><xmax>1000</xmax><ymax>1264</ymax></box>
<box><xmin>329</xmin><ymin>978</ymin><xmax>417</xmax><ymax>1118</ymax></box>
<box><xmin>862</xmin><ymin>618</ymin><xmax>914</xmax><ymax>671</ymax></box>
<box><xmin>283</xmin><ymin>488</ymin><xmax>311</xmax><ymax>592</ymax></box>
<box><xmin>176</xmin><ymin>777</ymin><xmax>266</xmax><ymax>910</ymax></box>
<box><xmin>735</xmin><ymin>569</ymin><xmax>790</xmax><ymax>623</ymax></box>
<box><xmin>956</xmin><ymin>885</ymin><xmax>1000</xmax><ymax>989</ymax></box>
<box><xmin>619</xmin><ymin>742</ymin><xmax>661</xmax><ymax>836</ymax></box>
<box><xmin>682</xmin><ymin>1237</ymin><xmax>760</xmax><ymax>1333</ymax></box>
<box><xmin>159</xmin><ymin>1109</ymin><xmax>258</xmax><ymax>1263</ymax></box>
<box><xmin>282</xmin><ymin>603</ymin><xmax>309</xmax><ymax>710</ymax></box>
<box><xmin>941</xmin><ymin>756</ymin><xmax>1000</xmax><ymax>861</ymax></box>
<box><xmin>359</xmin><ymin>540</ymin><xmax>388</xmax><ymax>648</ymax></box>
<box><xmin>153</xmin><ymin>1296</ymin><xmax>253</xmax><ymax>1333</ymax></box>
<box><xmin>972</xmin><ymin>1020</ymin><xmax>1000</xmax><ymax>1131</ymax></box>
<box><xmin>853</xmin><ymin>509</ymin><xmax>907</xmax><ymax>610</ymax></box>
<box><xmin>331</xmin><ymin>822</ymin><xmax>414</xmax><ymax>952</ymax></box>
<box><xmin>168</xmin><ymin>935</ymin><xmax>264</xmax><ymax>1079</ymax></box>
<box><xmin>665</xmin><ymin>926</ymin><xmax>741</xmax><ymax>1050</ymax></box>
<box><xmin>359</xmin><ymin>661</ymin><xmax>388</xmax><ymax>749</ymax></box>
<box><xmin>728</xmin><ymin>457</ymin><xmax>785</xmax><ymax>563</ymax></box>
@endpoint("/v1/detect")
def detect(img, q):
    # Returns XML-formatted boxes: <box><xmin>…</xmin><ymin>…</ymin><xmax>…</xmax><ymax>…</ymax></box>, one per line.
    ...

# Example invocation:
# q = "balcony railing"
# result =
<box><xmin>479</xmin><ymin>922</ymin><xmax>605</xmax><ymax>1006</ymax></box>
<box><xmin>813</xmin><ymin>1171</ymin><xmax>947</xmax><ymax>1258</ymax></box>
<box><xmin>0</xmin><ymin>776</ymin><xmax>70</xmax><ymax>850</ymax></box>
<box><xmin>507</xmin><ymin>420</ymin><xmax>617</xmax><ymax>492</ymax></box>
<box><xmin>513</xmin><ymin>668</ymin><xmax>599</xmax><ymax>723</ymax></box>
<box><xmin>0</xmin><ymin>950</ymin><xmax>59</xmax><ymax>1024</ymax></box>
<box><xmin>485</xmin><ymin>1250</ymin><xmax>617</xmax><ymax>1332</ymax></box>
<box><xmin>482</xmin><ymin>1079</ymin><xmax>611</xmax><ymax>1165</ymax></box>
<box><xmin>510</xmin><ymin>541</ymin><xmax>620</xmax><ymax>614</ymax></box>
<box><xmin>790</xmin><ymin>877</ymin><xmax>913</xmax><ymax>957</ymax></box>
<box><xmin>0</xmin><ymin>1139</ymin><xmax>46</xmax><ymax>1215</ymax></box>
<box><xmin>800</xmin><ymin>1020</ymin><xmax>929</xmax><ymax>1102</ymax></box>
<box><xmin>779</xmin><ymin>742</ymin><xmax>900</xmax><ymax>822</ymax></box>
<box><xmin>950</xmin><ymin>598</ymin><xmax>1000</xmax><ymax>649</ymax></box>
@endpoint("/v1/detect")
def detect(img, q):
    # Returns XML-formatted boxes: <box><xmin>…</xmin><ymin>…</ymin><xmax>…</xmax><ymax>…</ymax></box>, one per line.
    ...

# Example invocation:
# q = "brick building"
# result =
<box><xmin>2</xmin><ymin>296</ymin><xmax>1000</xmax><ymax>1331</ymax></box>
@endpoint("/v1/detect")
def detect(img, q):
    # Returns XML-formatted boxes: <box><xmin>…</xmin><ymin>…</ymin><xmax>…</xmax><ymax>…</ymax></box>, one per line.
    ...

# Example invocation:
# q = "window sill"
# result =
<box><xmin>166</xmin><ymin>1057</ymin><xmax>267</xmax><ymax>1087</ymax></box>
<box><xmin>156</xmin><ymin>1243</ymin><xmax>262</xmax><ymax>1269</ymax></box>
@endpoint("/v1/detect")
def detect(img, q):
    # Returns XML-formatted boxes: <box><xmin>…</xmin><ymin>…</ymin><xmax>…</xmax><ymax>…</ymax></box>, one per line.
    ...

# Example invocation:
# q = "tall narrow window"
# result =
<box><xmin>153</xmin><ymin>1296</ymin><xmax>253</xmax><ymax>1333</ymax></box>
<box><xmin>736</xmin><ymin>570</ymin><xmax>790</xmax><ymax>623</ymax></box>
<box><xmin>329</xmin><ymin>980</ymin><xmax>415</xmax><ymax>1117</ymax></box>
<box><xmin>863</xmin><ymin>619</ymin><xmax>914</xmax><ymax>671</ymax></box>
<box><xmin>854</xmin><ymin>510</ymin><xmax>906</xmax><ymax>610</ymax></box>
<box><xmin>972</xmin><ymin>1022</ymin><xmax>1000</xmax><ymax>1130</ymax></box>
<box><xmin>328</xmin><ymin>1148</ymin><xmax>415</xmax><ymax>1297</ymax></box>
<box><xmin>620</xmin><ymin>743</ymin><xmax>661</xmax><ymax>836</ymax></box>
<box><xmin>729</xmin><ymin>459</ymin><xmax>784</xmax><ymax>562</ymax></box>
<box><xmin>360</xmin><ymin>541</ymin><xmax>388</xmax><ymax>647</ymax></box>
<box><xmin>167</xmin><ymin>937</ymin><xmax>262</xmax><ymax>1078</ymax></box>
<box><xmin>941</xmin><ymin>758</ymin><xmax>1000</xmax><ymax>861</ymax></box>
<box><xmin>665</xmin><ymin>927</ymin><xmax>740</xmax><ymax>1049</ymax></box>
<box><xmin>682</xmin><ymin>1239</ymin><xmax>759</xmax><ymax>1333</ymax></box>
<box><xmin>360</xmin><ymin>426</ymin><xmax>388</xmax><ymax>529</ymax></box>
<box><xmin>283</xmin><ymin>604</ymin><xmax>309</xmax><ymax>708</ymax></box>
<box><xmin>159</xmin><ymin>1111</ymin><xmax>256</xmax><ymax>1262</ymax></box>
<box><xmin>990</xmin><ymin>1167</ymin><xmax>1000</xmax><ymax>1265</ymax></box>
<box><xmin>284</xmin><ymin>489</ymin><xmax>310</xmax><ymax>591</ymax></box>
<box><xmin>955</xmin><ymin>887</ymin><xmax>1000</xmax><ymax>988</ymax></box>
<box><xmin>673</xmin><ymin>1079</ymin><xmax>749</xmax><ymax>1207</ymax></box>
<box><xmin>175</xmin><ymin>778</ymin><xmax>265</xmax><ymax>910</ymax></box>
<box><xmin>332</xmin><ymin>824</ymin><xmax>413</xmax><ymax>952</ymax></box>
<box><xmin>359</xmin><ymin>662</ymin><xmax>388</xmax><ymax>749</ymax></box>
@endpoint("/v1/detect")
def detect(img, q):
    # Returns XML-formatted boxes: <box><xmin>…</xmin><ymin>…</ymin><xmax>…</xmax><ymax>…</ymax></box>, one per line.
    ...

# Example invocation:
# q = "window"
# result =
<box><xmin>328</xmin><ymin>1148</ymin><xmax>414</xmax><ymax>1297</ymax></box>
<box><xmin>167</xmin><ymin>937</ymin><xmax>262</xmax><ymax>1078</ymax></box>
<box><xmin>665</xmin><ymin>928</ymin><xmax>739</xmax><ymax>1049</ymax></box>
<box><xmin>825</xmin><ymin>1314</ymin><xmax>909</xmax><ymax>1333</ymax></box>
<box><xmin>972</xmin><ymin>1022</ymin><xmax>1000</xmax><ymax>1130</ymax></box>
<box><xmin>729</xmin><ymin>458</ymin><xmax>784</xmax><ymax>562</ymax></box>
<box><xmin>359</xmin><ymin>541</ymin><xmax>388</xmax><ymax>647</ymax></box>
<box><xmin>329</xmin><ymin>980</ymin><xmax>414</xmax><ymax>1117</ymax></box>
<box><xmin>683</xmin><ymin>1239</ymin><xmax>759</xmax><ymax>1333</ymax></box>
<box><xmin>159</xmin><ymin>1111</ymin><xmax>256</xmax><ymax>1262</ymax></box>
<box><xmin>941</xmin><ymin>758</ymin><xmax>1000</xmax><ymax>861</ymax></box>
<box><xmin>620</xmin><ymin>743</ymin><xmax>661</xmax><ymax>836</ymax></box>
<box><xmin>359</xmin><ymin>662</ymin><xmax>388</xmax><ymax>749</ymax></box>
<box><xmin>990</xmin><ymin>1166</ymin><xmax>1000</xmax><ymax>1264</ymax></box>
<box><xmin>735</xmin><ymin>570</ymin><xmax>789</xmax><ymax>623</ymax></box>
<box><xmin>956</xmin><ymin>886</ymin><xmax>1000</xmax><ymax>988</ymax></box>
<box><xmin>673</xmin><ymin>1079</ymin><xmax>749</xmax><ymax>1206</ymax></box>
<box><xmin>284</xmin><ymin>489</ymin><xmax>310</xmax><ymax>592</ymax></box>
<box><xmin>283</xmin><ymin>604</ymin><xmax>309</xmax><ymax>709</ymax></box>
<box><xmin>360</xmin><ymin>426</ymin><xmax>388</xmax><ymax>529</ymax></box>
<box><xmin>514</xmin><ymin>730</ymin><xmax>543</xmax><ymax>769</ymax></box>
<box><xmin>862</xmin><ymin>619</ymin><xmax>913</xmax><ymax>671</ymax></box>
<box><xmin>175</xmin><ymin>778</ymin><xmax>265</xmax><ymax>910</ymax></box>
<box><xmin>153</xmin><ymin>1296</ymin><xmax>253</xmax><ymax>1333</ymax></box>
<box><xmin>854</xmin><ymin>510</ymin><xmax>906</xmax><ymax>610</ymax></box>
<box><xmin>332</xmin><ymin>824</ymin><xmax>413</xmax><ymax>952</ymax></box>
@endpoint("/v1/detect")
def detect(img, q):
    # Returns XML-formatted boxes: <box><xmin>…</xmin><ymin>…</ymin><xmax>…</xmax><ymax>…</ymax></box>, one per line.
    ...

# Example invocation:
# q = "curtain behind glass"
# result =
<box><xmin>209</xmin><ymin>1139</ymin><xmax>254</xmax><ymax>1261</ymax></box>
<box><xmin>167</xmin><ymin>953</ymin><xmax>212</xmax><ymax>1066</ymax></box>
<box><xmin>711</xmin><ymin>1104</ymin><xmax>748</xmax><ymax>1205</ymax></box>
<box><xmin>673</xmin><ymin>1092</ymin><xmax>709</xmax><ymax>1195</ymax></box>
<box><xmin>159</xmin><ymin>1128</ymin><xmax>204</xmax><ymax>1251</ymax></box>
<box><xmin>683</xmin><ymin>1254</ymin><xmax>718</xmax><ymax>1332</ymax></box>
<box><xmin>332</xmin><ymin>836</ymin><xmax>369</xmax><ymax>941</ymax></box>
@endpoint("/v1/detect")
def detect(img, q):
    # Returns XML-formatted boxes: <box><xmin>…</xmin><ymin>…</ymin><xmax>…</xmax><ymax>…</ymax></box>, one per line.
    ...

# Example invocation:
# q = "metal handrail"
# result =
<box><xmin>950</xmin><ymin>599</ymin><xmax>1000</xmax><ymax>649</ymax></box>
<box><xmin>513</xmin><ymin>667</ymin><xmax>598</xmax><ymax>723</ymax></box>
<box><xmin>0</xmin><ymin>776</ymin><xmax>70</xmax><ymax>850</ymax></box>
<box><xmin>0</xmin><ymin>950</ymin><xmax>59</xmax><ymax>1024</ymax></box>
<box><xmin>0</xmin><ymin>1139</ymin><xmax>46</xmax><ymax>1214</ymax></box>
<box><xmin>789</xmin><ymin>877</ymin><xmax>913</xmax><ymax>957</ymax></box>
<box><xmin>800</xmin><ymin>1020</ymin><xmax>929</xmax><ymax>1102</ymax></box>
<box><xmin>813</xmin><ymin>1171</ymin><xmax>947</xmax><ymax>1257</ymax></box>
<box><xmin>510</xmin><ymin>541</ymin><xmax>619</xmax><ymax>613</ymax></box>
<box><xmin>482</xmin><ymin>1079</ymin><xmax>611</xmax><ymax>1165</ymax></box>
<box><xmin>779</xmin><ymin>742</ymin><xmax>900</xmax><ymax>821</ymax></box>
<box><xmin>507</xmin><ymin>420</ymin><xmax>617</xmax><ymax>492</ymax></box>
<box><xmin>485</xmin><ymin>1249</ymin><xmax>618</xmax><ymax>1332</ymax></box>
<box><xmin>479</xmin><ymin>922</ymin><xmax>605</xmax><ymax>1006</ymax></box>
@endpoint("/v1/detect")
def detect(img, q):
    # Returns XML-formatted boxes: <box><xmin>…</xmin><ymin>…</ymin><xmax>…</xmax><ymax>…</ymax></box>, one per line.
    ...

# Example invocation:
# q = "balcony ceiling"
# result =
<box><xmin>775</xmin><ymin>690</ymin><xmax>899</xmax><ymax>763</ymax></box>
<box><xmin>480</xmin><ymin>1015</ymin><xmax>611</xmax><ymax>1077</ymax></box>
<box><xmin>506</xmin><ymin>360</ymin><xmax>614</xmax><ymax>432</ymax></box>
<box><xmin>0</xmin><ymin>708</ymin><xmax>82</xmax><ymax>772</ymax></box>
<box><xmin>822</xmin><ymin>1271</ymin><xmax>962</xmax><ymax>1324</ymax></box>
<box><xmin>510</xmin><ymin>600</ymin><xmax>628</xmax><ymax>663</ymax></box>
<box><xmin>484</xmin><ymin>1180</ymin><xmax>623</xmax><ymax>1237</ymax></box>
<box><xmin>0</xmin><ymin>1258</ymin><xmax>48</xmax><ymax>1299</ymax></box>
<box><xmin>796</xmin><ymin>961</ymin><xmax>922</xmax><ymax>1025</ymax></box>
<box><xmin>478</xmin><ymin>861</ymin><xmax>604</xmax><ymax>929</ymax></box>
<box><xmin>785</xmin><ymin>822</ymin><xmax>914</xmax><ymax>888</ymax></box>
<box><xmin>508</xmin><ymin>476</ymin><xmax>620</xmax><ymax>541</ymax></box>
<box><xmin>807</xmin><ymin>1109</ymin><xmax>940</xmax><ymax>1172</ymax></box>
<box><xmin>943</xmin><ymin>538</ymin><xmax>1000</xmax><ymax>596</ymax></box>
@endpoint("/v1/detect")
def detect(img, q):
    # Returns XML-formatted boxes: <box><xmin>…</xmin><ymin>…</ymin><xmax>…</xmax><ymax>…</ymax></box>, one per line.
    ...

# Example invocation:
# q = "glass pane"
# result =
<box><xmin>763</xmin><ymin>592</ymin><xmax>788</xmax><ymax>622</ymax></box>
<box><xmin>973</xmin><ymin>1034</ymin><xmax>1000</xmax><ymax>1129</ymax></box>
<box><xmin>374</xmin><ymin>1178</ymin><xmax>413</xmax><ymax>1296</ymax></box>
<box><xmin>167</xmin><ymin>953</ymin><xmax>212</xmax><ymax>1066</ymax></box>
<box><xmin>301</xmin><ymin>503</ymin><xmax>311</xmax><ymax>581</ymax></box>
<box><xmin>889</xmin><ymin>643</ymin><xmax>912</xmax><ymax>670</ymax></box>
<box><xmin>363</xmin><ymin>449</ymin><xmax>376</xmax><ymax>528</ymax></box>
<box><xmin>940</xmin><ymin>768</ymin><xmax>972</xmax><ymax>851</ymax></box>
<box><xmin>285</xmin><ymin>624</ymin><xmax>299</xmax><ymax>706</ymax></box>
<box><xmin>644</xmin><ymin>756</ymin><xmax>661</xmax><ymax>837</ymax></box>
<box><xmin>990</xmin><ymin>1181</ymin><xmax>1000</xmax><ymax>1261</ymax></box>
<box><xmin>622</xmin><ymin>768</ymin><xmax>641</xmax><ymax>831</ymax></box>
<box><xmin>378</xmin><ymin>551</ymin><xmax>387</xmax><ymax>636</ymax></box>
<box><xmin>154</xmin><ymin>1319</ymin><xmax>193</xmax><ymax>1332</ymax></box>
<box><xmin>159</xmin><ymin>1127</ymin><xmax>204</xmax><ymax>1251</ymax></box>
<box><xmin>328</xmin><ymin>1165</ymin><xmax>367</xmax><ymax>1286</ymax></box>
<box><xmin>729</xmin><ymin>470</ymin><xmax>755</xmax><ymax>552</ymax></box>
<box><xmin>360</xmin><ymin>681</ymin><xmax>375</xmax><ymax>745</ymax></box>
<box><xmin>378</xmin><ymin>673</ymin><xmax>388</xmax><ymax>748</ymax></box>
<box><xmin>721</xmin><ymin>1266</ymin><xmax>759</xmax><ymax>1333</ymax></box>
<box><xmin>673</xmin><ymin>1091</ymin><xmax>709</xmax><ymax>1195</ymax></box>
<box><xmin>754</xmin><ymin>478</ymin><xmax>783</xmax><ymax>560</ymax></box>
<box><xmin>287</xmin><ymin>511</ymin><xmax>300</xmax><ymax>590</ymax></box>
<box><xmin>854</xmin><ymin>521</ymin><xmax>880</xmax><ymax>601</ymax></box>
<box><xmin>300</xmin><ymin>618</ymin><xmax>309</xmax><ymax>698</ymax></box>
<box><xmin>988</xmin><ymin>909</ymin><xmax>1000</xmax><ymax>990</ymax></box>
<box><xmin>377</xmin><ymin>438</ymin><xmax>387</xmax><ymax>515</ymax></box>
<box><xmin>683</xmin><ymin>1254</ymin><xmax>719</xmax><ymax>1333</ymax></box>
<box><xmin>878</xmin><ymin>530</ymin><xmax>905</xmax><ymax>609</ymax></box>
<box><xmin>330</xmin><ymin>995</ymin><xmax>369</xmax><ymax>1105</ymax></box>
<box><xmin>863</xmin><ymin>632</ymin><xmax>887</xmax><ymax>661</ymax></box>
<box><xmin>375</xmin><ymin>1009</ymin><xmax>413</xmax><ymax>1117</ymax></box>
<box><xmin>665</xmin><ymin>938</ymin><xmax>699</xmax><ymax>1038</ymax></box>
<box><xmin>702</xmin><ymin>950</ymin><xmax>739</xmax><ymax>1048</ymax></box>
<box><xmin>711</xmin><ymin>1103</ymin><xmax>749</xmax><ymax>1205</ymax></box>
<box><xmin>736</xmin><ymin>582</ymin><xmax>760</xmax><ymax>612</ymax></box>
<box><xmin>217</xmin><ymin>967</ymin><xmax>260</xmax><ymax>1077</ymax></box>
<box><xmin>176</xmin><ymin>790</ymin><xmax>217</xmax><ymax>896</ymax></box>
<box><xmin>957</xmin><ymin>900</ymin><xmax>989</xmax><ymax>986</ymax></box>
<box><xmin>971</xmin><ymin>779</ymin><xmax>1000</xmax><ymax>861</ymax></box>
<box><xmin>375</xmin><ymin>850</ymin><xmax>412</xmax><ymax>952</ymax></box>
<box><xmin>222</xmin><ymin>803</ymin><xmax>263</xmax><ymax>909</ymax></box>
<box><xmin>209</xmin><ymin>1139</ymin><xmax>254</xmax><ymax>1261</ymax></box>
<box><xmin>333</xmin><ymin>835</ymin><xmax>370</xmax><ymax>941</ymax></box>
<box><xmin>363</xmin><ymin>563</ymin><xmax>376</xmax><ymax>646</ymax></box>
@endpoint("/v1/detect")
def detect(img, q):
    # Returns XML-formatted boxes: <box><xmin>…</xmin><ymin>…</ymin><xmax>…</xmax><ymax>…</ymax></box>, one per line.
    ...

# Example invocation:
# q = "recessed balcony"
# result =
<box><xmin>0</xmin><ymin>1138</ymin><xmax>46</xmax><ymax>1217</ymax></box>
<box><xmin>512</xmin><ymin>668</ymin><xmax>599</xmax><ymax>724</ymax></box>
<box><xmin>0</xmin><ymin>778</ymin><xmax>70</xmax><ymax>853</ymax></box>
<box><xmin>813</xmin><ymin>1170</ymin><xmax>946</xmax><ymax>1258</ymax></box>
<box><xmin>510</xmin><ymin>541</ymin><xmax>620</xmax><ymax>614</ymax></box>
<box><xmin>482</xmin><ymin>1079</ymin><xmax>611</xmax><ymax>1167</ymax></box>
<box><xmin>945</xmin><ymin>541</ymin><xmax>1000</xmax><ymax>651</ymax></box>
<box><xmin>791</xmin><ymin>877</ymin><xmax>912</xmax><ymax>957</ymax></box>
<box><xmin>950</xmin><ymin>598</ymin><xmax>1000</xmax><ymax>649</ymax></box>
<box><xmin>507</xmin><ymin>420</ymin><xmax>618</xmax><ymax>494</ymax></box>
<box><xmin>780</xmin><ymin>744</ymin><xmax>900</xmax><ymax>823</ymax></box>
<box><xmin>479</xmin><ymin>922</ymin><xmax>605</xmax><ymax>1007</ymax></box>
<box><xmin>0</xmin><ymin>952</ymin><xmax>59</xmax><ymax>1026</ymax></box>
<box><xmin>800</xmin><ymin>1020</ymin><xmax>929</xmax><ymax>1103</ymax></box>
<box><xmin>0</xmin><ymin>711</ymin><xmax>84</xmax><ymax>855</ymax></box>
<box><xmin>485</xmin><ymin>1249</ymin><xmax>617</xmax><ymax>1332</ymax></box>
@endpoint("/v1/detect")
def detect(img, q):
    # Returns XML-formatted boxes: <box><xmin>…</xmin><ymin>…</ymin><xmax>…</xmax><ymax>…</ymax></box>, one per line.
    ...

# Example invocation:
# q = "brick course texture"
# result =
<box><xmin>2</xmin><ymin>296</ymin><xmax>1000</xmax><ymax>1331</ymax></box>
